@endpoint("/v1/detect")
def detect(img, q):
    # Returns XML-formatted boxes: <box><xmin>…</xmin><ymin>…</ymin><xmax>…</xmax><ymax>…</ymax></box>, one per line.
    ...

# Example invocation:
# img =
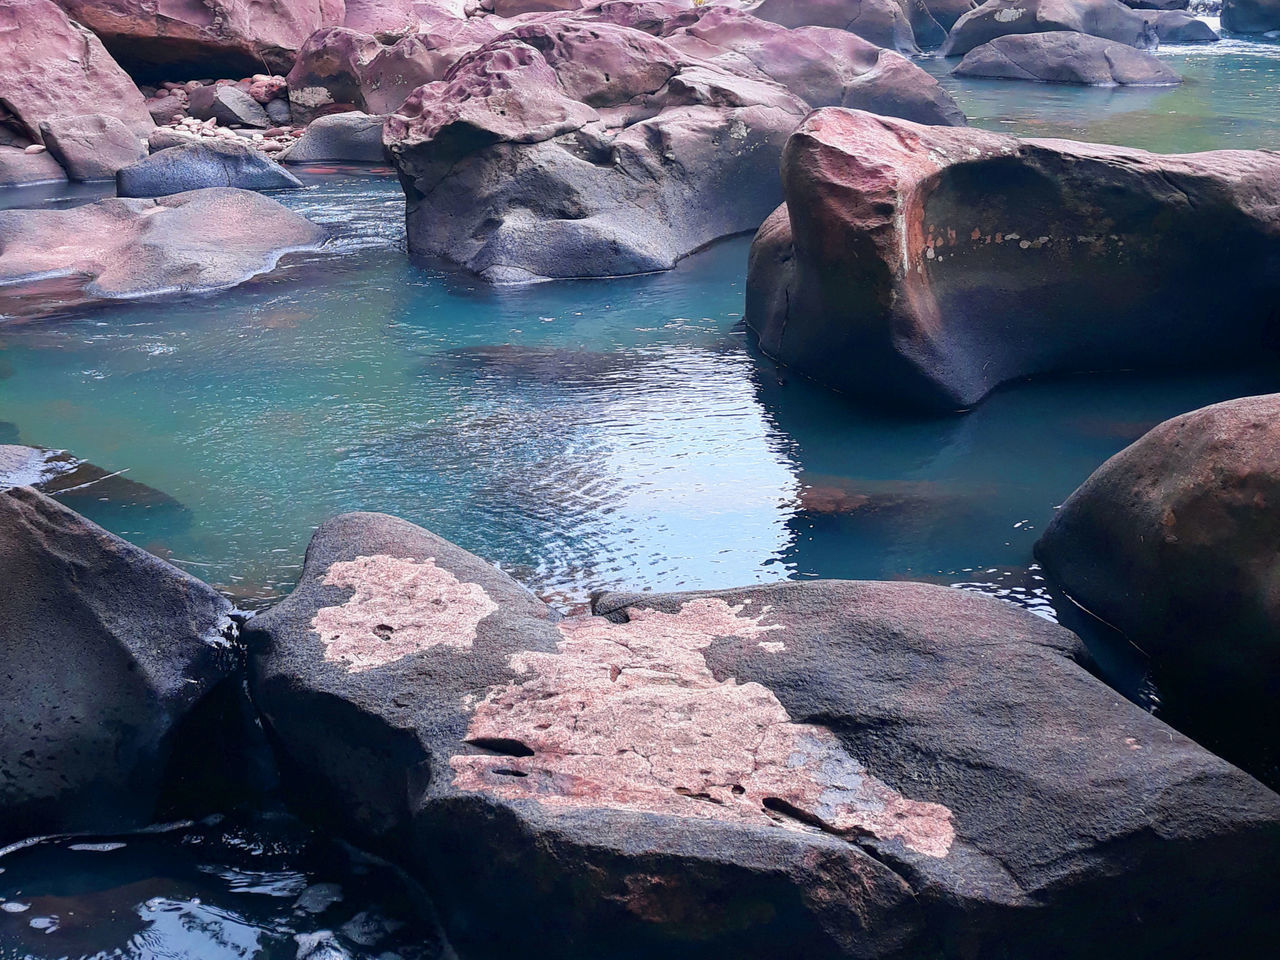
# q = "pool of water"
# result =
<box><xmin>4</xmin><ymin>28</ymin><xmax>1280</xmax><ymax>958</ymax></box>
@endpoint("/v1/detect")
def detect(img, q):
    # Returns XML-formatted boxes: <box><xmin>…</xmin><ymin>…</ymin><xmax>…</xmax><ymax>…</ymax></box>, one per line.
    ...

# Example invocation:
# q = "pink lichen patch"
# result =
<box><xmin>310</xmin><ymin>554</ymin><xmax>499</xmax><ymax>672</ymax></box>
<box><xmin>450</xmin><ymin>598</ymin><xmax>954</xmax><ymax>858</ymax></box>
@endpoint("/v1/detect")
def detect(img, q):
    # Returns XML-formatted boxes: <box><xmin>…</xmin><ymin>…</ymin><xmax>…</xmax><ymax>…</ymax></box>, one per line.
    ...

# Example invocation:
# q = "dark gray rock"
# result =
<box><xmin>249</xmin><ymin>512</ymin><xmax>1280</xmax><ymax>960</ymax></box>
<box><xmin>284</xmin><ymin>112</ymin><xmax>387</xmax><ymax>163</ymax></box>
<box><xmin>266</xmin><ymin>96</ymin><xmax>293</xmax><ymax>126</ymax></box>
<box><xmin>117</xmin><ymin>139</ymin><xmax>302</xmax><ymax>196</ymax></box>
<box><xmin>188</xmin><ymin>84</ymin><xmax>272</xmax><ymax>128</ymax></box>
<box><xmin>1222</xmin><ymin>0</ymin><xmax>1280</xmax><ymax>29</ymax></box>
<box><xmin>0</xmin><ymin>145</ymin><xmax>65</xmax><ymax>186</ymax></box>
<box><xmin>953</xmin><ymin>31</ymin><xmax>1181</xmax><ymax>83</ymax></box>
<box><xmin>37</xmin><ymin>113</ymin><xmax>147</xmax><ymax>181</ymax></box>
<box><xmin>1122</xmin><ymin>0</ymin><xmax>1189</xmax><ymax>10</ymax></box>
<box><xmin>0</xmin><ymin>486</ymin><xmax>237</xmax><ymax>846</ymax></box>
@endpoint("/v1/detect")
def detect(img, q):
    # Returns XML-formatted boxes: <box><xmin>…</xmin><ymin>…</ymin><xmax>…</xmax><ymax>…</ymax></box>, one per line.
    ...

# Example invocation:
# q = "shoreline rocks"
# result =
<box><xmin>953</xmin><ymin>31</ymin><xmax>1182</xmax><ymax>84</ymax></box>
<box><xmin>117</xmin><ymin>139</ymin><xmax>304</xmax><ymax>195</ymax></box>
<box><xmin>38</xmin><ymin>113</ymin><xmax>148</xmax><ymax>181</ymax></box>
<box><xmin>1222</xmin><ymin>0</ymin><xmax>1280</xmax><ymax>29</ymax></box>
<box><xmin>745</xmin><ymin>108</ymin><xmax>1280</xmax><ymax>412</ymax></box>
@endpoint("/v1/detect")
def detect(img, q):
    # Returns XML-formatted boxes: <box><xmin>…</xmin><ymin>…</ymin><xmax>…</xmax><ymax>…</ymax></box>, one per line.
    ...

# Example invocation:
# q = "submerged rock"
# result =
<box><xmin>953</xmin><ymin>31</ymin><xmax>1181</xmax><ymax>84</ymax></box>
<box><xmin>0</xmin><ymin>486</ymin><xmax>236</xmax><ymax>845</ymax></box>
<box><xmin>117</xmin><ymin>139</ymin><xmax>303</xmax><ymax>196</ymax></box>
<box><xmin>38</xmin><ymin>114</ymin><xmax>149</xmax><ymax>182</ymax></box>
<box><xmin>248</xmin><ymin>512</ymin><xmax>1280</xmax><ymax>960</ymax></box>
<box><xmin>1222</xmin><ymin>0</ymin><xmax>1280</xmax><ymax>30</ymax></box>
<box><xmin>745</xmin><ymin>108</ymin><xmax>1280</xmax><ymax>411</ymax></box>
<box><xmin>0</xmin><ymin>188</ymin><xmax>327</xmax><ymax>315</ymax></box>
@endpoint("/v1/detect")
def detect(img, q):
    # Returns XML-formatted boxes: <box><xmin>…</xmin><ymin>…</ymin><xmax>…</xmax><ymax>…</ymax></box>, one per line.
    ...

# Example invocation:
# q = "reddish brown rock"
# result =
<box><xmin>0</xmin><ymin>145</ymin><xmax>66</xmax><ymax>187</ymax></box>
<box><xmin>38</xmin><ymin>113</ymin><xmax>148</xmax><ymax>181</ymax></box>
<box><xmin>0</xmin><ymin>0</ymin><xmax>153</xmax><ymax>145</ymax></box>
<box><xmin>752</xmin><ymin>0</ymin><xmax>922</xmax><ymax>53</ymax></box>
<box><xmin>745</xmin><ymin>108</ymin><xmax>1280</xmax><ymax>412</ymax></box>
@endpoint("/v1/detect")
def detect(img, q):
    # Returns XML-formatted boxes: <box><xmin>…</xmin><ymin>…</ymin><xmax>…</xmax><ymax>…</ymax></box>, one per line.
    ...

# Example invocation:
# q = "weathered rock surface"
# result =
<box><xmin>54</xmin><ymin>0</ymin><xmax>347</xmax><ymax>78</ymax></box>
<box><xmin>752</xmin><ymin>0</ymin><xmax>922</xmax><ymax>53</ymax></box>
<box><xmin>953</xmin><ymin>31</ymin><xmax>1181</xmax><ymax>83</ymax></box>
<box><xmin>385</xmin><ymin>18</ymin><xmax>811</xmax><ymax>281</ymax></box>
<box><xmin>189</xmin><ymin>84</ymin><xmax>273</xmax><ymax>128</ymax></box>
<box><xmin>283</xmin><ymin>111</ymin><xmax>388</xmax><ymax>163</ymax></box>
<box><xmin>0</xmin><ymin>486</ymin><xmax>236</xmax><ymax>846</ymax></box>
<box><xmin>927</xmin><ymin>0</ymin><xmax>978</xmax><ymax>28</ymax></box>
<box><xmin>248</xmin><ymin>512</ymin><xmax>1280</xmax><ymax>959</ymax></box>
<box><xmin>1222</xmin><ymin>0</ymin><xmax>1280</xmax><ymax>30</ymax></box>
<box><xmin>940</xmin><ymin>0</ymin><xmax>1217</xmax><ymax>55</ymax></box>
<box><xmin>117</xmin><ymin>139</ymin><xmax>303</xmax><ymax>196</ymax></box>
<box><xmin>0</xmin><ymin>188</ymin><xmax>327</xmax><ymax>314</ymax></box>
<box><xmin>38</xmin><ymin>114</ymin><xmax>149</xmax><ymax>181</ymax></box>
<box><xmin>0</xmin><ymin>0</ymin><xmax>153</xmax><ymax>145</ymax></box>
<box><xmin>745</xmin><ymin>108</ymin><xmax>1280</xmax><ymax>411</ymax></box>
<box><xmin>0</xmin><ymin>146</ymin><xmax>66</xmax><ymax>187</ymax></box>
<box><xmin>1036</xmin><ymin>393</ymin><xmax>1280</xmax><ymax>715</ymax></box>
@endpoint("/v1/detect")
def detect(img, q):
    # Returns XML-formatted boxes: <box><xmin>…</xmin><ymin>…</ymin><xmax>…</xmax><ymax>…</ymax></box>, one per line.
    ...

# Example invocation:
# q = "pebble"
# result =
<box><xmin>23</xmin><ymin>144</ymin><xmax>46</xmax><ymax>155</ymax></box>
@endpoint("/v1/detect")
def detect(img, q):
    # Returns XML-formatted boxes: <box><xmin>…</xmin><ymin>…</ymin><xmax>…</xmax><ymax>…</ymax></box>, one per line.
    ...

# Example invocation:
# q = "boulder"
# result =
<box><xmin>247</xmin><ymin>512</ymin><xmax>1280</xmax><ymax>959</ymax></box>
<box><xmin>53</xmin><ymin>0</ymin><xmax>347</xmax><ymax>78</ymax></box>
<box><xmin>0</xmin><ymin>146</ymin><xmax>66</xmax><ymax>187</ymax></box>
<box><xmin>1222</xmin><ymin>0</ymin><xmax>1280</xmax><ymax>30</ymax></box>
<box><xmin>117</xmin><ymin>139</ymin><xmax>303</xmax><ymax>196</ymax></box>
<box><xmin>342</xmin><ymin>0</ymin><xmax>463</xmax><ymax>33</ymax></box>
<box><xmin>1122</xmin><ymin>0</ymin><xmax>1189</xmax><ymax>9</ymax></box>
<box><xmin>188</xmin><ymin>84</ymin><xmax>273</xmax><ymax>128</ymax></box>
<box><xmin>0</xmin><ymin>486</ymin><xmax>236</xmax><ymax>846</ymax></box>
<box><xmin>146</xmin><ymin>94</ymin><xmax>189</xmax><ymax>125</ymax></box>
<box><xmin>1035</xmin><ymin>393</ymin><xmax>1280</xmax><ymax>735</ymax></box>
<box><xmin>38</xmin><ymin>114</ymin><xmax>148</xmax><ymax>181</ymax></box>
<box><xmin>953</xmin><ymin>31</ymin><xmax>1181</xmax><ymax>84</ymax></box>
<box><xmin>745</xmin><ymin>109</ymin><xmax>1280</xmax><ymax>412</ymax></box>
<box><xmin>752</xmin><ymin>0</ymin><xmax>922</xmax><ymax>53</ymax></box>
<box><xmin>283</xmin><ymin>112</ymin><xmax>388</xmax><ymax>163</ymax></box>
<box><xmin>266</xmin><ymin>97</ymin><xmax>293</xmax><ymax>125</ymax></box>
<box><xmin>940</xmin><ymin>0</ymin><xmax>1216</xmax><ymax>55</ymax></box>
<box><xmin>0</xmin><ymin>0</ymin><xmax>153</xmax><ymax>144</ymax></box>
<box><xmin>658</xmin><ymin>6</ymin><xmax>966</xmax><ymax>125</ymax></box>
<box><xmin>385</xmin><ymin>19</ymin><xmax>809</xmax><ymax>282</ymax></box>
<box><xmin>0</xmin><ymin>188</ymin><xmax>328</xmax><ymax>314</ymax></box>
<box><xmin>926</xmin><ymin>0</ymin><xmax>978</xmax><ymax>28</ymax></box>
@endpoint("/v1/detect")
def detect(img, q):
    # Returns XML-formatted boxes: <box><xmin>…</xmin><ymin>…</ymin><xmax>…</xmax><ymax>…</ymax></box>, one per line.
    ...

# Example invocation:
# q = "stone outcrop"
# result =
<box><xmin>247</xmin><ymin>511</ymin><xmax>1280</xmax><ymax>960</ymax></box>
<box><xmin>953</xmin><ymin>31</ymin><xmax>1181</xmax><ymax>84</ymax></box>
<box><xmin>0</xmin><ymin>188</ymin><xmax>327</xmax><ymax>315</ymax></box>
<box><xmin>53</xmin><ymin>0</ymin><xmax>347</xmax><ymax>78</ymax></box>
<box><xmin>940</xmin><ymin>0</ymin><xmax>1218</xmax><ymax>56</ymax></box>
<box><xmin>0</xmin><ymin>0</ymin><xmax>153</xmax><ymax>145</ymax></box>
<box><xmin>38</xmin><ymin>113</ymin><xmax>148</xmax><ymax>181</ymax></box>
<box><xmin>745</xmin><ymin>108</ymin><xmax>1280</xmax><ymax>412</ymax></box>
<box><xmin>117</xmin><ymin>139</ymin><xmax>304</xmax><ymax>195</ymax></box>
<box><xmin>1222</xmin><ymin>0</ymin><xmax>1280</xmax><ymax>30</ymax></box>
<box><xmin>0</xmin><ymin>486</ymin><xmax>236</xmax><ymax>846</ymax></box>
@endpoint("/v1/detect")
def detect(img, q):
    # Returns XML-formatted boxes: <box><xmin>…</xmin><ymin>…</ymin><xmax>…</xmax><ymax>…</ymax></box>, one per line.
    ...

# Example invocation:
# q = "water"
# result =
<box><xmin>3</xmin><ymin>31</ymin><xmax>1280</xmax><ymax>959</ymax></box>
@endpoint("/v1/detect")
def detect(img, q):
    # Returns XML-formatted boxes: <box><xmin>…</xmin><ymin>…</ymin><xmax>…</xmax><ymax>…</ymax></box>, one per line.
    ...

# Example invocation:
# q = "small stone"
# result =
<box><xmin>23</xmin><ymin>144</ymin><xmax>45</xmax><ymax>155</ymax></box>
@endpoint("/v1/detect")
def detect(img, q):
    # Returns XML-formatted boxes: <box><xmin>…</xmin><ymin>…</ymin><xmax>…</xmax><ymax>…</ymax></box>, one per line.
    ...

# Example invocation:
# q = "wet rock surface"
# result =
<box><xmin>1223</xmin><ymin>0</ymin><xmax>1280</xmax><ymax>29</ymax></box>
<box><xmin>0</xmin><ymin>187</ymin><xmax>328</xmax><ymax>314</ymax></box>
<box><xmin>954</xmin><ymin>30</ymin><xmax>1182</xmax><ymax>83</ymax></box>
<box><xmin>0</xmin><ymin>486</ymin><xmax>237</xmax><ymax>846</ymax></box>
<box><xmin>0</xmin><ymin>146</ymin><xmax>66</xmax><ymax>187</ymax></box>
<box><xmin>745</xmin><ymin>108</ymin><xmax>1280</xmax><ymax>412</ymax></box>
<box><xmin>248</xmin><ymin>512</ymin><xmax>1280</xmax><ymax>960</ymax></box>
<box><xmin>117</xmin><ymin>138</ymin><xmax>303</xmax><ymax>196</ymax></box>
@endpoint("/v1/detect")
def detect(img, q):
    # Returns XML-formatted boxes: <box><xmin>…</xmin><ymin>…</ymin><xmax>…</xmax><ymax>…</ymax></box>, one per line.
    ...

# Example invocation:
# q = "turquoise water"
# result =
<box><xmin>4</xmin><ymin>30</ymin><xmax>1280</xmax><ymax>958</ymax></box>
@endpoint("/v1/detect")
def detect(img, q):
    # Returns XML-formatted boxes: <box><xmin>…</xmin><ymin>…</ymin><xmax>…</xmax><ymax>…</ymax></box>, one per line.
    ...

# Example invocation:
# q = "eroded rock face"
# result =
<box><xmin>249</xmin><ymin>513</ymin><xmax>1280</xmax><ymax>959</ymax></box>
<box><xmin>953</xmin><ymin>30</ymin><xmax>1181</xmax><ymax>84</ymax></box>
<box><xmin>0</xmin><ymin>188</ymin><xmax>327</xmax><ymax>317</ymax></box>
<box><xmin>751</xmin><ymin>0</ymin><xmax>922</xmax><ymax>53</ymax></box>
<box><xmin>384</xmin><ymin>18</ymin><xmax>810</xmax><ymax>281</ymax></box>
<box><xmin>0</xmin><ymin>0</ymin><xmax>153</xmax><ymax>145</ymax></box>
<box><xmin>745</xmin><ymin>108</ymin><xmax>1280</xmax><ymax>412</ymax></box>
<box><xmin>1223</xmin><ymin>0</ymin><xmax>1280</xmax><ymax>30</ymax></box>
<box><xmin>940</xmin><ymin>0</ymin><xmax>1217</xmax><ymax>55</ymax></box>
<box><xmin>0</xmin><ymin>486</ymin><xmax>236</xmax><ymax>846</ymax></box>
<box><xmin>54</xmin><ymin>0</ymin><xmax>346</xmax><ymax>78</ymax></box>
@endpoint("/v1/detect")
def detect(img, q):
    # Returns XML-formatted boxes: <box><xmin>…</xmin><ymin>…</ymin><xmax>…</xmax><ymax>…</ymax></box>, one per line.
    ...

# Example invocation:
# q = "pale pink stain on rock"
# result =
<box><xmin>310</xmin><ymin>554</ymin><xmax>498</xmax><ymax>672</ymax></box>
<box><xmin>451</xmin><ymin>598</ymin><xmax>954</xmax><ymax>858</ymax></box>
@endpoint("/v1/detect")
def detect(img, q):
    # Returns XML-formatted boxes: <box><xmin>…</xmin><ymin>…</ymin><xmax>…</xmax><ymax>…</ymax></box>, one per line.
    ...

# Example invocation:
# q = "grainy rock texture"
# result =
<box><xmin>117</xmin><ymin>139</ymin><xmax>303</xmax><ymax>195</ymax></box>
<box><xmin>0</xmin><ymin>486</ymin><xmax>236</xmax><ymax>846</ymax></box>
<box><xmin>248</xmin><ymin>513</ymin><xmax>1280</xmax><ymax>960</ymax></box>
<box><xmin>38</xmin><ymin>114</ymin><xmax>149</xmax><ymax>181</ymax></box>
<box><xmin>953</xmin><ymin>31</ymin><xmax>1181</xmax><ymax>83</ymax></box>
<box><xmin>0</xmin><ymin>146</ymin><xmax>66</xmax><ymax>187</ymax></box>
<box><xmin>745</xmin><ymin>108</ymin><xmax>1280</xmax><ymax>411</ymax></box>
<box><xmin>0</xmin><ymin>188</ymin><xmax>327</xmax><ymax>314</ymax></box>
<box><xmin>752</xmin><ymin>0</ymin><xmax>923</xmax><ymax>53</ymax></box>
<box><xmin>0</xmin><ymin>0</ymin><xmax>153</xmax><ymax>145</ymax></box>
<box><xmin>283</xmin><ymin>111</ymin><xmax>388</xmax><ymax>162</ymax></box>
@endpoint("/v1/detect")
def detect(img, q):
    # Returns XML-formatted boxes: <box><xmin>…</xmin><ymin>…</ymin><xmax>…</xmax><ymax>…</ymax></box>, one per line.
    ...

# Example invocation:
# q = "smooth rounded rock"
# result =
<box><xmin>752</xmin><ymin>0</ymin><xmax>922</xmax><ymax>53</ymax></box>
<box><xmin>0</xmin><ymin>146</ymin><xmax>66</xmax><ymax>187</ymax></box>
<box><xmin>953</xmin><ymin>31</ymin><xmax>1181</xmax><ymax>83</ymax></box>
<box><xmin>283</xmin><ymin>112</ymin><xmax>388</xmax><ymax>163</ymax></box>
<box><xmin>37</xmin><ymin>114</ymin><xmax>148</xmax><ymax>182</ymax></box>
<box><xmin>117</xmin><ymin>139</ymin><xmax>303</xmax><ymax>196</ymax></box>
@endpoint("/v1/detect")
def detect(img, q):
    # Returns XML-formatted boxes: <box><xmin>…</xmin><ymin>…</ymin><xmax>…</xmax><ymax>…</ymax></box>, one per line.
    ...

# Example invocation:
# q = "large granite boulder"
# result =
<box><xmin>745</xmin><ymin>109</ymin><xmax>1280</xmax><ymax>412</ymax></box>
<box><xmin>0</xmin><ymin>147</ymin><xmax>66</xmax><ymax>187</ymax></box>
<box><xmin>1035</xmin><ymin>393</ymin><xmax>1280</xmax><ymax>731</ymax></box>
<box><xmin>38</xmin><ymin>113</ymin><xmax>148</xmax><ymax>181</ymax></box>
<box><xmin>53</xmin><ymin>0</ymin><xmax>346</xmax><ymax>78</ymax></box>
<box><xmin>1222</xmin><ymin>0</ymin><xmax>1280</xmax><ymax>30</ymax></box>
<box><xmin>287</xmin><ymin>15</ymin><xmax>501</xmax><ymax>125</ymax></box>
<box><xmin>283</xmin><ymin>111</ymin><xmax>389</xmax><ymax>162</ymax></box>
<box><xmin>940</xmin><ymin>0</ymin><xmax>1217</xmax><ymax>56</ymax></box>
<box><xmin>385</xmin><ymin>18</ymin><xmax>810</xmax><ymax>282</ymax></box>
<box><xmin>751</xmin><ymin>0</ymin><xmax>922</xmax><ymax>53</ymax></box>
<box><xmin>247</xmin><ymin>512</ymin><xmax>1280</xmax><ymax>959</ymax></box>
<box><xmin>953</xmin><ymin>31</ymin><xmax>1181</xmax><ymax>84</ymax></box>
<box><xmin>117</xmin><ymin>139</ymin><xmax>303</xmax><ymax>196</ymax></box>
<box><xmin>0</xmin><ymin>188</ymin><xmax>327</xmax><ymax>315</ymax></box>
<box><xmin>0</xmin><ymin>0</ymin><xmax>153</xmax><ymax>145</ymax></box>
<box><xmin>0</xmin><ymin>486</ymin><xmax>236</xmax><ymax>846</ymax></box>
